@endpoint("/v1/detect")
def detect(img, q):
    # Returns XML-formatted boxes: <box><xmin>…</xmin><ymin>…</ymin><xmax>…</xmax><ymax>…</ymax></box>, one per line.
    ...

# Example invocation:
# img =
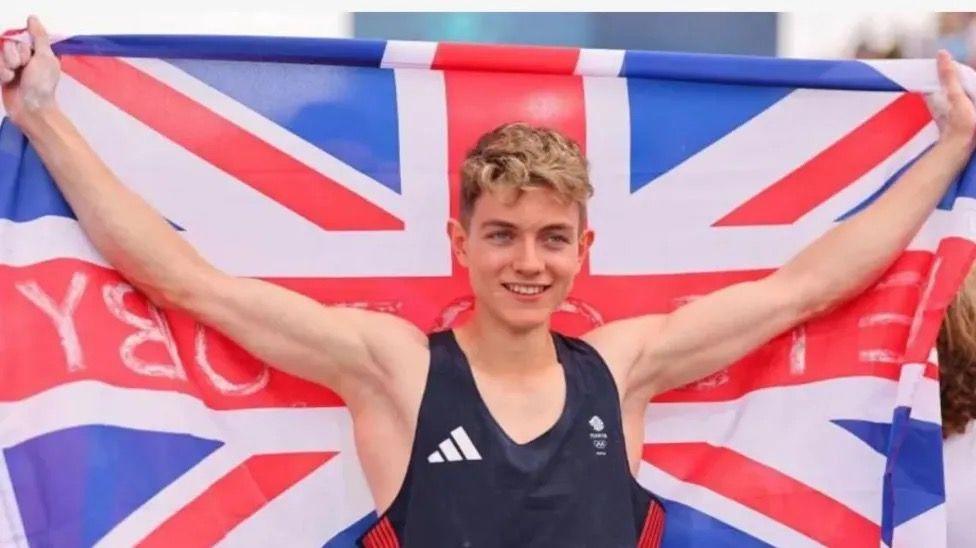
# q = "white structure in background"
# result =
<box><xmin>780</xmin><ymin>12</ymin><xmax>936</xmax><ymax>58</ymax></box>
<box><xmin>3</xmin><ymin>0</ymin><xmax>352</xmax><ymax>38</ymax></box>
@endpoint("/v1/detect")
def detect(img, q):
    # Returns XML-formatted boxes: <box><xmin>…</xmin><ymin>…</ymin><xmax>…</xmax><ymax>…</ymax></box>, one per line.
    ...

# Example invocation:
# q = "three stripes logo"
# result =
<box><xmin>427</xmin><ymin>426</ymin><xmax>482</xmax><ymax>463</ymax></box>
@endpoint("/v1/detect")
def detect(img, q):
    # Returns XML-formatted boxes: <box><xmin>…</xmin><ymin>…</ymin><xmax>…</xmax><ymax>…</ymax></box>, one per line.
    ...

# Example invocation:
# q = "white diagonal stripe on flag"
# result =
<box><xmin>122</xmin><ymin>57</ymin><xmax>404</xmax><ymax>216</ymax></box>
<box><xmin>216</xmin><ymin>452</ymin><xmax>375</xmax><ymax>547</ymax></box>
<box><xmin>0</xmin><ymin>382</ymin><xmax>351</xmax><ymax>452</ymax></box>
<box><xmin>637</xmin><ymin>461</ymin><xmax>820</xmax><ymax>547</ymax></box>
<box><xmin>95</xmin><ymin>447</ymin><xmax>246</xmax><ymax>547</ymax></box>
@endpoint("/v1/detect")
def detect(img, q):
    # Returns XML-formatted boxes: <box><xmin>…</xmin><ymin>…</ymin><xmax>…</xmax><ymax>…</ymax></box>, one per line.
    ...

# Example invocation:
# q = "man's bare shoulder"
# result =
<box><xmin>582</xmin><ymin>315</ymin><xmax>666</xmax><ymax>361</ymax></box>
<box><xmin>355</xmin><ymin>309</ymin><xmax>430</xmax><ymax>373</ymax></box>
<box><xmin>581</xmin><ymin>315</ymin><xmax>667</xmax><ymax>394</ymax></box>
<box><xmin>340</xmin><ymin>309</ymin><xmax>431</xmax><ymax>409</ymax></box>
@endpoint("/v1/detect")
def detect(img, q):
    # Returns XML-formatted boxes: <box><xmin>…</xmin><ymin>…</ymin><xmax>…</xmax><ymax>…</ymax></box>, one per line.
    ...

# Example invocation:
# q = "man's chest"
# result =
<box><xmin>473</xmin><ymin>367</ymin><xmax>568</xmax><ymax>446</ymax></box>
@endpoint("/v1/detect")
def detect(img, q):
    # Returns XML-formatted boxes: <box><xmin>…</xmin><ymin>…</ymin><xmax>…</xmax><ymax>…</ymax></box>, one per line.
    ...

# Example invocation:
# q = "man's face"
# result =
<box><xmin>449</xmin><ymin>188</ymin><xmax>594</xmax><ymax>332</ymax></box>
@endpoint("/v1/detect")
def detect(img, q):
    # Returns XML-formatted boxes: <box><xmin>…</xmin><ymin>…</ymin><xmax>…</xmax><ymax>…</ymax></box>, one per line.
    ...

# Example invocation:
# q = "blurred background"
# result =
<box><xmin>6</xmin><ymin>6</ymin><xmax>976</xmax><ymax>65</ymax></box>
<box><xmin>353</xmin><ymin>12</ymin><xmax>973</xmax><ymax>63</ymax></box>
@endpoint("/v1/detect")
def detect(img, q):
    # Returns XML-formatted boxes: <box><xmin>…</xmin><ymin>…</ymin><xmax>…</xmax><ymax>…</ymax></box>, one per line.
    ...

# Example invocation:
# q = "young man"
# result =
<box><xmin>3</xmin><ymin>16</ymin><xmax>975</xmax><ymax>547</ymax></box>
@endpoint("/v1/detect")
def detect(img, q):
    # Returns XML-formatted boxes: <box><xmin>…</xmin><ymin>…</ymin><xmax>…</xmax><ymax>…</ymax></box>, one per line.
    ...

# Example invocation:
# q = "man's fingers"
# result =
<box><xmin>0</xmin><ymin>67</ymin><xmax>14</xmax><ymax>85</ymax></box>
<box><xmin>27</xmin><ymin>15</ymin><xmax>51</xmax><ymax>52</ymax></box>
<box><xmin>937</xmin><ymin>50</ymin><xmax>967</xmax><ymax>101</ymax></box>
<box><xmin>16</xmin><ymin>42</ymin><xmax>31</xmax><ymax>66</ymax></box>
<box><xmin>2</xmin><ymin>41</ymin><xmax>21</xmax><ymax>70</ymax></box>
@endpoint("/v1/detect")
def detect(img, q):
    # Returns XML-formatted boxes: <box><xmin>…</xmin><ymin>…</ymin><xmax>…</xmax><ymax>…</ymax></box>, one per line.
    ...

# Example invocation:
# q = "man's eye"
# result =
<box><xmin>488</xmin><ymin>232</ymin><xmax>513</xmax><ymax>241</ymax></box>
<box><xmin>546</xmin><ymin>234</ymin><xmax>571</xmax><ymax>244</ymax></box>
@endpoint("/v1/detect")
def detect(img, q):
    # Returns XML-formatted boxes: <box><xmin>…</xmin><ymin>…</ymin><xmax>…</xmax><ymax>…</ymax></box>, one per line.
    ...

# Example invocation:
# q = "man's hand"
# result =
<box><xmin>1</xmin><ymin>16</ymin><xmax>59</xmax><ymax>124</ymax></box>
<box><xmin>936</xmin><ymin>49</ymin><xmax>976</xmax><ymax>150</ymax></box>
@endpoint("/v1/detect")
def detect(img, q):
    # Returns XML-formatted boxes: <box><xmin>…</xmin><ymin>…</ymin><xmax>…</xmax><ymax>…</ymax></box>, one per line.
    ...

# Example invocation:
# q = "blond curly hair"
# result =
<box><xmin>459</xmin><ymin>122</ymin><xmax>592</xmax><ymax>227</ymax></box>
<box><xmin>939</xmin><ymin>266</ymin><xmax>976</xmax><ymax>437</ymax></box>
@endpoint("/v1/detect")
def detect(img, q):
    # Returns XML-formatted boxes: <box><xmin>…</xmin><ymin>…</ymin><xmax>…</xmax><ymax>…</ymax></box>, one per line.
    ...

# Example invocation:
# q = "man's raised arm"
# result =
<box><xmin>587</xmin><ymin>51</ymin><xmax>976</xmax><ymax>402</ymax></box>
<box><xmin>1</xmin><ymin>17</ymin><xmax>425</xmax><ymax>400</ymax></box>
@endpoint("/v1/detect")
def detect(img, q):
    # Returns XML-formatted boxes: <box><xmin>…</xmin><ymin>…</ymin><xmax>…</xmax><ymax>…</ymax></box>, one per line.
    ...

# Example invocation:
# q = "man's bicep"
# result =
<box><xmin>583</xmin><ymin>314</ymin><xmax>667</xmax><ymax>400</ymax></box>
<box><xmin>638</xmin><ymin>277</ymin><xmax>807</xmax><ymax>395</ymax></box>
<box><xmin>189</xmin><ymin>273</ymin><xmax>424</xmax><ymax>396</ymax></box>
<box><xmin>588</xmin><ymin>276</ymin><xmax>808</xmax><ymax>401</ymax></box>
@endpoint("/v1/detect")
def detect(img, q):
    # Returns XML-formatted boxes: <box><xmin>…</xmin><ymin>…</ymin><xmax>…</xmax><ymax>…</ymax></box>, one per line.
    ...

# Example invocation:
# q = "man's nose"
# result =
<box><xmin>513</xmin><ymin>238</ymin><xmax>544</xmax><ymax>275</ymax></box>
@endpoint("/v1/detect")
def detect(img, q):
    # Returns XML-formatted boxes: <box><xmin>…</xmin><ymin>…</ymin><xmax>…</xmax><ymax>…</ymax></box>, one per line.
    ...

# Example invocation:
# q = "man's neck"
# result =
<box><xmin>455</xmin><ymin>310</ymin><xmax>557</xmax><ymax>376</ymax></box>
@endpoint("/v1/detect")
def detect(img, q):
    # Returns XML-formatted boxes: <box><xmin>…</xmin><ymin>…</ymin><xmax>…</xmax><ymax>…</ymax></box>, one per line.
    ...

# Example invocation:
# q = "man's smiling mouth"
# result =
<box><xmin>502</xmin><ymin>283</ymin><xmax>551</xmax><ymax>296</ymax></box>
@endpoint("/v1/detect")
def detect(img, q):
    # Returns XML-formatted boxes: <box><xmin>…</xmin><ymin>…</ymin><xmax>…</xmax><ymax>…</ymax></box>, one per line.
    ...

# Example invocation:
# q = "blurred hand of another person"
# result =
<box><xmin>1</xmin><ymin>16</ymin><xmax>60</xmax><ymax>125</ymax></box>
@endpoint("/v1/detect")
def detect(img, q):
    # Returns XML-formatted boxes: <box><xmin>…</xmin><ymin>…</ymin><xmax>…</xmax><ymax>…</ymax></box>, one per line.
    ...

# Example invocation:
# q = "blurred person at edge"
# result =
<box><xmin>935</xmin><ymin>13</ymin><xmax>976</xmax><ymax>67</ymax></box>
<box><xmin>904</xmin><ymin>13</ymin><xmax>976</xmax><ymax>66</ymax></box>
<box><xmin>939</xmin><ymin>267</ymin><xmax>976</xmax><ymax>547</ymax></box>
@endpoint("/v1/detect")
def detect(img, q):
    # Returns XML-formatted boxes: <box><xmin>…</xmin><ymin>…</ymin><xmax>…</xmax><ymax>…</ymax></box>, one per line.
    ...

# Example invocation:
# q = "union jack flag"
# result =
<box><xmin>1</xmin><ymin>34</ymin><xmax>974</xmax><ymax>547</ymax></box>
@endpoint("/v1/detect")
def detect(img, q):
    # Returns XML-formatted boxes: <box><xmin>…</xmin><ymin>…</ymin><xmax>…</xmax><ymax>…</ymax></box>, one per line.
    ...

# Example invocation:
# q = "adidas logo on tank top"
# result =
<box><xmin>427</xmin><ymin>426</ymin><xmax>482</xmax><ymax>463</ymax></box>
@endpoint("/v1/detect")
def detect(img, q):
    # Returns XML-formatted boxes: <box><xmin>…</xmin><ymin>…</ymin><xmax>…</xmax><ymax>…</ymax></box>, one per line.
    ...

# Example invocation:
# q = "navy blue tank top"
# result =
<box><xmin>359</xmin><ymin>330</ymin><xmax>665</xmax><ymax>547</ymax></box>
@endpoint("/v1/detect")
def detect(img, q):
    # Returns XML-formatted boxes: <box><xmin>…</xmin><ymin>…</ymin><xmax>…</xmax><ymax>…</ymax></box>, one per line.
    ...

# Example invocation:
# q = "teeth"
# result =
<box><xmin>505</xmin><ymin>284</ymin><xmax>546</xmax><ymax>295</ymax></box>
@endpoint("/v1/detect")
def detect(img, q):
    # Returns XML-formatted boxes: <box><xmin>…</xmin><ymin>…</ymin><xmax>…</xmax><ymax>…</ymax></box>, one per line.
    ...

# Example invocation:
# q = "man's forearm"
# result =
<box><xmin>780</xmin><ymin>137</ymin><xmax>973</xmax><ymax>314</ymax></box>
<box><xmin>19</xmin><ymin>105</ymin><xmax>212</xmax><ymax>307</ymax></box>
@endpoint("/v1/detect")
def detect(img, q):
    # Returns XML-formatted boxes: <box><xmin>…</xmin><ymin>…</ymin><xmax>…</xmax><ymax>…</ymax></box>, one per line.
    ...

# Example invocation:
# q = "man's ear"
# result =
<box><xmin>447</xmin><ymin>218</ymin><xmax>470</xmax><ymax>267</ymax></box>
<box><xmin>577</xmin><ymin>228</ymin><xmax>595</xmax><ymax>271</ymax></box>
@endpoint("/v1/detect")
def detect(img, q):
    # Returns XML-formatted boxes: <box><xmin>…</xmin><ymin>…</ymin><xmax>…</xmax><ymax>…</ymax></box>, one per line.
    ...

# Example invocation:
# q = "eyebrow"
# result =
<box><xmin>480</xmin><ymin>220</ymin><xmax>517</xmax><ymax>230</ymax></box>
<box><xmin>479</xmin><ymin>220</ymin><xmax>575</xmax><ymax>232</ymax></box>
<box><xmin>540</xmin><ymin>223</ymin><xmax>575</xmax><ymax>232</ymax></box>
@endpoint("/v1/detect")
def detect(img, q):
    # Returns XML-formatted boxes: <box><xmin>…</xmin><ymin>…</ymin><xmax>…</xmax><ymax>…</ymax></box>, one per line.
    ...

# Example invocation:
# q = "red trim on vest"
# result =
<box><xmin>361</xmin><ymin>515</ymin><xmax>400</xmax><ymax>548</ymax></box>
<box><xmin>637</xmin><ymin>499</ymin><xmax>666</xmax><ymax>547</ymax></box>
